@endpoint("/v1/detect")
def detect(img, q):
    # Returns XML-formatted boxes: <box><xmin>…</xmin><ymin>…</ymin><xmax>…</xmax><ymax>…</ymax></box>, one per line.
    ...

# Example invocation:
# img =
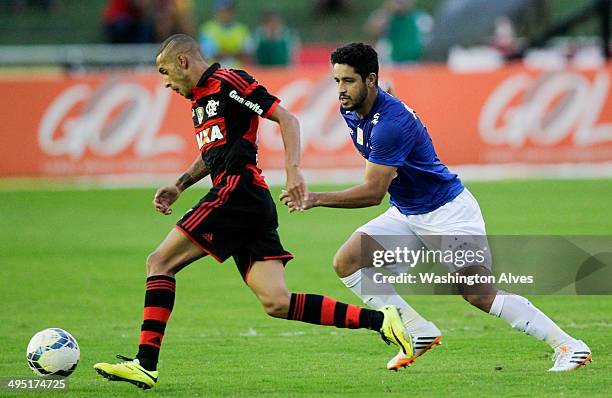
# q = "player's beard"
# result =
<box><xmin>176</xmin><ymin>72</ymin><xmax>193</xmax><ymax>99</ymax></box>
<box><xmin>177</xmin><ymin>83</ymin><xmax>195</xmax><ymax>100</ymax></box>
<box><xmin>340</xmin><ymin>85</ymin><xmax>368</xmax><ymax>111</ymax></box>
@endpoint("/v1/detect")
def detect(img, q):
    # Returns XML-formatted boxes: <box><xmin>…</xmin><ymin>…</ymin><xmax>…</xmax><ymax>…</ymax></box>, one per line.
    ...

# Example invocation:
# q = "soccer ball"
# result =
<box><xmin>26</xmin><ymin>328</ymin><xmax>80</xmax><ymax>378</ymax></box>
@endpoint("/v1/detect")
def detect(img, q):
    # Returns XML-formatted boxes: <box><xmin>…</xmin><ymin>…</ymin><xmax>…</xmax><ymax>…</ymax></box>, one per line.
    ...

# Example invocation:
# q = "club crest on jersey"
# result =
<box><xmin>193</xmin><ymin>106</ymin><xmax>205</xmax><ymax>125</ymax></box>
<box><xmin>196</xmin><ymin>125</ymin><xmax>224</xmax><ymax>149</ymax></box>
<box><xmin>357</xmin><ymin>127</ymin><xmax>364</xmax><ymax>145</ymax></box>
<box><xmin>206</xmin><ymin>99</ymin><xmax>220</xmax><ymax>117</ymax></box>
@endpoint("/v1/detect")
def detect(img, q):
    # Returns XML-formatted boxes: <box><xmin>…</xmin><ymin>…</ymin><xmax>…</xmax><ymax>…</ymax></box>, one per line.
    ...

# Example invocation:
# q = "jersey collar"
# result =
<box><xmin>193</xmin><ymin>62</ymin><xmax>221</xmax><ymax>91</ymax></box>
<box><xmin>362</xmin><ymin>87</ymin><xmax>384</xmax><ymax>121</ymax></box>
<box><xmin>347</xmin><ymin>87</ymin><xmax>384</xmax><ymax>121</ymax></box>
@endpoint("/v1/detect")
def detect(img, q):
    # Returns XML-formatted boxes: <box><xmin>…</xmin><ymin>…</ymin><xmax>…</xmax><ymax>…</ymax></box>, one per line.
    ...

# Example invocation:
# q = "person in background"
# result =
<box><xmin>155</xmin><ymin>0</ymin><xmax>195</xmax><ymax>41</ymax></box>
<box><xmin>489</xmin><ymin>16</ymin><xmax>518</xmax><ymax>57</ymax></box>
<box><xmin>312</xmin><ymin>0</ymin><xmax>350</xmax><ymax>15</ymax></box>
<box><xmin>199</xmin><ymin>0</ymin><xmax>252</xmax><ymax>68</ymax></box>
<box><xmin>102</xmin><ymin>0</ymin><xmax>155</xmax><ymax>43</ymax></box>
<box><xmin>5</xmin><ymin>0</ymin><xmax>62</xmax><ymax>14</ymax></box>
<box><xmin>366</xmin><ymin>0</ymin><xmax>432</xmax><ymax>64</ymax></box>
<box><xmin>253</xmin><ymin>9</ymin><xmax>299</xmax><ymax>66</ymax></box>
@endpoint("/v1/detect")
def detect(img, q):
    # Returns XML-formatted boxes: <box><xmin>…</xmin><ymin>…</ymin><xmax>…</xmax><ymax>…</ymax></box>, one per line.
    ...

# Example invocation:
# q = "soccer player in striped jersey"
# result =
<box><xmin>93</xmin><ymin>34</ymin><xmax>411</xmax><ymax>390</ymax></box>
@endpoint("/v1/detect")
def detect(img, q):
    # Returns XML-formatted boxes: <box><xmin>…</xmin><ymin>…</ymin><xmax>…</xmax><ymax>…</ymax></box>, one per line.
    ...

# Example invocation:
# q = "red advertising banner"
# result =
<box><xmin>1</xmin><ymin>64</ymin><xmax>611</xmax><ymax>178</ymax></box>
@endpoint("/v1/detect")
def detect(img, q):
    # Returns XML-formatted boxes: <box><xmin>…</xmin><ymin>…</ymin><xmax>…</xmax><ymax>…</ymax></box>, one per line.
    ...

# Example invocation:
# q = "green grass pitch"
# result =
<box><xmin>1</xmin><ymin>179</ymin><xmax>611</xmax><ymax>397</ymax></box>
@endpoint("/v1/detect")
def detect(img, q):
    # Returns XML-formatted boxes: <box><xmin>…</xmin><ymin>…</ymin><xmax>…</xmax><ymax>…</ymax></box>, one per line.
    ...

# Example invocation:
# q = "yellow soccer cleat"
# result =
<box><xmin>379</xmin><ymin>305</ymin><xmax>414</xmax><ymax>359</ymax></box>
<box><xmin>94</xmin><ymin>355</ymin><xmax>158</xmax><ymax>390</ymax></box>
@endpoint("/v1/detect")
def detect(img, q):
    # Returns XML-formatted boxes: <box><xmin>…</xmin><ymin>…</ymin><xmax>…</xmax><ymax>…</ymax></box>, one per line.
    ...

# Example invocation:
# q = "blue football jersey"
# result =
<box><xmin>341</xmin><ymin>87</ymin><xmax>464</xmax><ymax>215</ymax></box>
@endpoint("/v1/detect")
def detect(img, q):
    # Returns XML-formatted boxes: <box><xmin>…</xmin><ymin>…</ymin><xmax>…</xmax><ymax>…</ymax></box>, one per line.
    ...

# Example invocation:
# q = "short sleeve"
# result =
<box><xmin>367</xmin><ymin>120</ymin><xmax>415</xmax><ymax>167</ymax></box>
<box><xmin>221</xmin><ymin>69</ymin><xmax>280</xmax><ymax>117</ymax></box>
<box><xmin>244</xmin><ymin>84</ymin><xmax>280</xmax><ymax>118</ymax></box>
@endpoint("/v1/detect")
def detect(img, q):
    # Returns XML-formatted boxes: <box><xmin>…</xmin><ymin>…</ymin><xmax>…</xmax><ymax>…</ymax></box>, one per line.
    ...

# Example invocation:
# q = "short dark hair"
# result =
<box><xmin>330</xmin><ymin>42</ymin><xmax>379</xmax><ymax>82</ymax></box>
<box><xmin>157</xmin><ymin>33</ymin><xmax>200</xmax><ymax>58</ymax></box>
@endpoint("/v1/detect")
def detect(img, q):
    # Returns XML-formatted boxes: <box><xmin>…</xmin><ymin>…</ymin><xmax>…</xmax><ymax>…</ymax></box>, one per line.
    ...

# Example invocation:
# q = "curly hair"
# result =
<box><xmin>330</xmin><ymin>42</ymin><xmax>379</xmax><ymax>82</ymax></box>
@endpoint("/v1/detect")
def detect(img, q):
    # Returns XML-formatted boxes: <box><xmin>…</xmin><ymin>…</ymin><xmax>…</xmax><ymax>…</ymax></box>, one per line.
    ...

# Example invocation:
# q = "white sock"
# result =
<box><xmin>489</xmin><ymin>293</ymin><xmax>574</xmax><ymax>348</ymax></box>
<box><xmin>340</xmin><ymin>269</ymin><xmax>430</xmax><ymax>334</ymax></box>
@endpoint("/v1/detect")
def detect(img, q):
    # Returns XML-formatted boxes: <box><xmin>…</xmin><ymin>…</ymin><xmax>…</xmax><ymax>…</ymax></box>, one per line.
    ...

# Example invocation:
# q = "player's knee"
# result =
<box><xmin>260</xmin><ymin>295</ymin><xmax>290</xmax><ymax>318</ymax></box>
<box><xmin>332</xmin><ymin>251</ymin><xmax>358</xmax><ymax>277</ymax></box>
<box><xmin>462</xmin><ymin>294</ymin><xmax>493</xmax><ymax>312</ymax></box>
<box><xmin>146</xmin><ymin>251</ymin><xmax>171</xmax><ymax>276</ymax></box>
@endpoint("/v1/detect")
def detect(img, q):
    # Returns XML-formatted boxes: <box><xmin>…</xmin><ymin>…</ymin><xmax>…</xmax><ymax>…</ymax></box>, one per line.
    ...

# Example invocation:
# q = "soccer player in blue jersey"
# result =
<box><xmin>280</xmin><ymin>42</ymin><xmax>591</xmax><ymax>372</ymax></box>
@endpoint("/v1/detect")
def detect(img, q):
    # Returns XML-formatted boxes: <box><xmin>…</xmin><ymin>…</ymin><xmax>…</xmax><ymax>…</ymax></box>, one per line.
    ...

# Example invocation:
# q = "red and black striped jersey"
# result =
<box><xmin>190</xmin><ymin>63</ymin><xmax>280</xmax><ymax>182</ymax></box>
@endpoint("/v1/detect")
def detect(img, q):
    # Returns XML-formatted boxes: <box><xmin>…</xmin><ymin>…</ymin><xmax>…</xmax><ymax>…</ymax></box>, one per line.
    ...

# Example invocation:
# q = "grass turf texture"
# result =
<box><xmin>1</xmin><ymin>179</ymin><xmax>611</xmax><ymax>397</ymax></box>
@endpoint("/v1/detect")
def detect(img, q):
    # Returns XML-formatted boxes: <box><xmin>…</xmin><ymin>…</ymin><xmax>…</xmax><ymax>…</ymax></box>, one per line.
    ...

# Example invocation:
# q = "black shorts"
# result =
<box><xmin>176</xmin><ymin>165</ymin><xmax>293</xmax><ymax>281</ymax></box>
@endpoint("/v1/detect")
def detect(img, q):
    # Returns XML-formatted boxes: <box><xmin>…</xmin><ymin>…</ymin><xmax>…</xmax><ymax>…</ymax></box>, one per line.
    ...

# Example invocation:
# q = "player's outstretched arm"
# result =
<box><xmin>153</xmin><ymin>155</ymin><xmax>209</xmax><ymax>215</ymax></box>
<box><xmin>280</xmin><ymin>161</ymin><xmax>396</xmax><ymax>212</ymax></box>
<box><xmin>267</xmin><ymin>105</ymin><xmax>308</xmax><ymax>209</ymax></box>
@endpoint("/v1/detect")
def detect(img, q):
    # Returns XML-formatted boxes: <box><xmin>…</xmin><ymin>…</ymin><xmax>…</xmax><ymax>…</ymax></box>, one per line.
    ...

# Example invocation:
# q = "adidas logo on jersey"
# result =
<box><xmin>196</xmin><ymin>125</ymin><xmax>224</xmax><ymax>149</ymax></box>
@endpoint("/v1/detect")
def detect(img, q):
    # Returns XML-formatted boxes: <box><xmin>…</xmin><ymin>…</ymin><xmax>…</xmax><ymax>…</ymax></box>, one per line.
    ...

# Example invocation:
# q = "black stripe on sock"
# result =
<box><xmin>302</xmin><ymin>294</ymin><xmax>324</xmax><ymax>324</ymax></box>
<box><xmin>359</xmin><ymin>309</ymin><xmax>383</xmax><ymax>331</ymax></box>
<box><xmin>372</xmin><ymin>310</ymin><xmax>384</xmax><ymax>331</ymax></box>
<box><xmin>288</xmin><ymin>293</ymin><xmax>298</xmax><ymax>320</ymax></box>
<box><xmin>333</xmin><ymin>302</ymin><xmax>348</xmax><ymax>328</ymax></box>
<box><xmin>147</xmin><ymin>275</ymin><xmax>176</xmax><ymax>282</ymax></box>
<box><xmin>137</xmin><ymin>345</ymin><xmax>159</xmax><ymax>371</ymax></box>
<box><xmin>144</xmin><ymin>290</ymin><xmax>175</xmax><ymax>309</ymax></box>
<box><xmin>141</xmin><ymin>320</ymin><xmax>167</xmax><ymax>334</ymax></box>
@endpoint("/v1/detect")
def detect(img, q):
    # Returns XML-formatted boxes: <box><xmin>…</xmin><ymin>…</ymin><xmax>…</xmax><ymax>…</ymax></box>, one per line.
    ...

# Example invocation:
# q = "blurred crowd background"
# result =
<box><xmin>1</xmin><ymin>0</ymin><xmax>610</xmax><ymax>183</ymax></box>
<box><xmin>0</xmin><ymin>0</ymin><xmax>609</xmax><ymax>70</ymax></box>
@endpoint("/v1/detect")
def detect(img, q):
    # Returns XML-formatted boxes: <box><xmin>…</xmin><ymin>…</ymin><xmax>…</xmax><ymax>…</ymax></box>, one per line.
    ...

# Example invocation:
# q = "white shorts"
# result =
<box><xmin>357</xmin><ymin>188</ymin><xmax>486</xmax><ymax>236</ymax></box>
<box><xmin>357</xmin><ymin>188</ymin><xmax>491</xmax><ymax>271</ymax></box>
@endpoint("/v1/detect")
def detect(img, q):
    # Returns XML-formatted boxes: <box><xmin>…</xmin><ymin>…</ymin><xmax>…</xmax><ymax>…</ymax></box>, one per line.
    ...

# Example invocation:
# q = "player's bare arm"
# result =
<box><xmin>267</xmin><ymin>105</ymin><xmax>308</xmax><ymax>209</ymax></box>
<box><xmin>281</xmin><ymin>161</ymin><xmax>396</xmax><ymax>212</ymax></box>
<box><xmin>153</xmin><ymin>155</ymin><xmax>209</xmax><ymax>215</ymax></box>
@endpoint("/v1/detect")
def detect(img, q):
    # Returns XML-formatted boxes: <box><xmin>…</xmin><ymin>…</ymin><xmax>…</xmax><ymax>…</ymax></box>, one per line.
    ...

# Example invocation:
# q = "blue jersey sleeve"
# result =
<box><xmin>367</xmin><ymin>119</ymin><xmax>415</xmax><ymax>167</ymax></box>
